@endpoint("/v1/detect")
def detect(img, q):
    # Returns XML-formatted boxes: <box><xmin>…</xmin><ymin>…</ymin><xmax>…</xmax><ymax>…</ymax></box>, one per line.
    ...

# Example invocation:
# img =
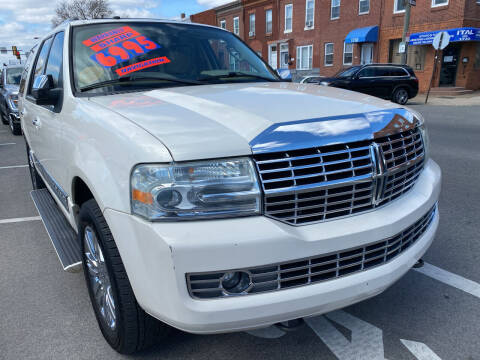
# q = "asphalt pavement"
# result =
<box><xmin>0</xmin><ymin>104</ymin><xmax>479</xmax><ymax>360</ymax></box>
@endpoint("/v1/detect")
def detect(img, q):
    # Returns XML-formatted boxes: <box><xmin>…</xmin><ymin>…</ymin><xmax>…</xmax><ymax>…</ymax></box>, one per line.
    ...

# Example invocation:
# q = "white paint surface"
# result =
<box><xmin>401</xmin><ymin>339</ymin><xmax>442</xmax><ymax>360</ymax></box>
<box><xmin>0</xmin><ymin>216</ymin><xmax>41</xmax><ymax>224</ymax></box>
<box><xmin>414</xmin><ymin>262</ymin><xmax>480</xmax><ymax>299</ymax></box>
<box><xmin>306</xmin><ymin>310</ymin><xmax>385</xmax><ymax>360</ymax></box>
<box><xmin>0</xmin><ymin>165</ymin><xmax>28</xmax><ymax>170</ymax></box>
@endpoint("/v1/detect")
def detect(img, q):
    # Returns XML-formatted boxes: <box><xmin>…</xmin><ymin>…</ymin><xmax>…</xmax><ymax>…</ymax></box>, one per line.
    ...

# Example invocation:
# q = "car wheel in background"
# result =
<box><xmin>9</xmin><ymin>116</ymin><xmax>21</xmax><ymax>135</ymax></box>
<box><xmin>79</xmin><ymin>199</ymin><xmax>171</xmax><ymax>354</ymax></box>
<box><xmin>26</xmin><ymin>144</ymin><xmax>46</xmax><ymax>190</ymax></box>
<box><xmin>392</xmin><ymin>87</ymin><xmax>409</xmax><ymax>105</ymax></box>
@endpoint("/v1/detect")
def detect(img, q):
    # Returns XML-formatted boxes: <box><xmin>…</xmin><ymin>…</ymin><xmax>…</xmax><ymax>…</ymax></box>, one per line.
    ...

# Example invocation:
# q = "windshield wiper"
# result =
<box><xmin>79</xmin><ymin>75</ymin><xmax>204</xmax><ymax>92</ymax></box>
<box><xmin>197</xmin><ymin>71</ymin><xmax>280</xmax><ymax>83</ymax></box>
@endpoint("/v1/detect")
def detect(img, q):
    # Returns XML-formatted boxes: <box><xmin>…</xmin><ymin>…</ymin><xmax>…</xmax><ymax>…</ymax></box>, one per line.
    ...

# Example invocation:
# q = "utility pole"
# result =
<box><xmin>400</xmin><ymin>0</ymin><xmax>412</xmax><ymax>64</ymax></box>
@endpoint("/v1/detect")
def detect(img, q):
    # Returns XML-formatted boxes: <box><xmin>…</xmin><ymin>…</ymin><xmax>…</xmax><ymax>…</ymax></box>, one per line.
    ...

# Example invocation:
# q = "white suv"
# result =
<box><xmin>20</xmin><ymin>19</ymin><xmax>441</xmax><ymax>354</ymax></box>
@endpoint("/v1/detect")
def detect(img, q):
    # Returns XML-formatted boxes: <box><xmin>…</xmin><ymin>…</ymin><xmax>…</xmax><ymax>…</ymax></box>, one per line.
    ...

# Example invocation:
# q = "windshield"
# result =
<box><xmin>72</xmin><ymin>22</ymin><xmax>279</xmax><ymax>94</ymax></box>
<box><xmin>335</xmin><ymin>66</ymin><xmax>361</xmax><ymax>78</ymax></box>
<box><xmin>6</xmin><ymin>68</ymin><xmax>22</xmax><ymax>85</ymax></box>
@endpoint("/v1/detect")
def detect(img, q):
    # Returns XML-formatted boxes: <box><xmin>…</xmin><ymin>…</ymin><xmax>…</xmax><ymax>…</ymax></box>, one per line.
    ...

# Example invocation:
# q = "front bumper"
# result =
<box><xmin>104</xmin><ymin>159</ymin><xmax>441</xmax><ymax>334</ymax></box>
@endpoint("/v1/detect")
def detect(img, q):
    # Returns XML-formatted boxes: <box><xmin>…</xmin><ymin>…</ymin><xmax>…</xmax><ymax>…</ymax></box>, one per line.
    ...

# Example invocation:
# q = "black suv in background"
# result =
<box><xmin>320</xmin><ymin>64</ymin><xmax>419</xmax><ymax>105</ymax></box>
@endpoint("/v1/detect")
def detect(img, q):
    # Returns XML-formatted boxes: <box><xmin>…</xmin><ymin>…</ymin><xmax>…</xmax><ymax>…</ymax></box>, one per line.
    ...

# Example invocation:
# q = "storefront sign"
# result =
<box><xmin>409</xmin><ymin>27</ymin><xmax>480</xmax><ymax>45</ymax></box>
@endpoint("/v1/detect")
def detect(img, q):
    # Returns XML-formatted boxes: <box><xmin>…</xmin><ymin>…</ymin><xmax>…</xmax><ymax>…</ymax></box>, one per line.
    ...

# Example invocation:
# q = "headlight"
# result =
<box><xmin>7</xmin><ymin>94</ymin><xmax>18</xmax><ymax>111</ymax></box>
<box><xmin>131</xmin><ymin>158</ymin><xmax>261</xmax><ymax>221</ymax></box>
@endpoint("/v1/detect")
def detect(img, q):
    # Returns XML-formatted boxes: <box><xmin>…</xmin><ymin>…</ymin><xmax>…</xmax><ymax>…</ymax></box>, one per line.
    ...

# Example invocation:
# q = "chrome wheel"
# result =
<box><xmin>84</xmin><ymin>226</ymin><xmax>117</xmax><ymax>331</ymax></box>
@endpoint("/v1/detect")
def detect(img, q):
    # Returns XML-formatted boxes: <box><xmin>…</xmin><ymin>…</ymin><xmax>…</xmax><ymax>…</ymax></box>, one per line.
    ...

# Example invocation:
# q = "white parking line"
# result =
<box><xmin>414</xmin><ymin>262</ymin><xmax>480</xmax><ymax>299</ymax></box>
<box><xmin>0</xmin><ymin>165</ymin><xmax>28</xmax><ymax>170</ymax></box>
<box><xmin>401</xmin><ymin>339</ymin><xmax>442</xmax><ymax>360</ymax></box>
<box><xmin>0</xmin><ymin>216</ymin><xmax>41</xmax><ymax>224</ymax></box>
<box><xmin>0</xmin><ymin>143</ymin><xmax>16</xmax><ymax>146</ymax></box>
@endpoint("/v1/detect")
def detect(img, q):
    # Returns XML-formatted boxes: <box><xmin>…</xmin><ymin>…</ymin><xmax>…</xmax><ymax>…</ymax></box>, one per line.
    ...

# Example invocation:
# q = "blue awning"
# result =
<box><xmin>409</xmin><ymin>27</ymin><xmax>480</xmax><ymax>45</ymax></box>
<box><xmin>345</xmin><ymin>26</ymin><xmax>379</xmax><ymax>44</ymax></box>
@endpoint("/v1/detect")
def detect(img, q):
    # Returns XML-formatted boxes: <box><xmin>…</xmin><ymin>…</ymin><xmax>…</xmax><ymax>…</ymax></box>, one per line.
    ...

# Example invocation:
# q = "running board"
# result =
<box><xmin>31</xmin><ymin>189</ymin><xmax>82</xmax><ymax>273</ymax></box>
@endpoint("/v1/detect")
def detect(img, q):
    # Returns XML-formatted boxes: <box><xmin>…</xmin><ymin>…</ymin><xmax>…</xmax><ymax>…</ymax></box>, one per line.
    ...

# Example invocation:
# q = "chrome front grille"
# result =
<box><xmin>186</xmin><ymin>204</ymin><xmax>437</xmax><ymax>299</ymax></box>
<box><xmin>253</xmin><ymin>127</ymin><xmax>425</xmax><ymax>225</ymax></box>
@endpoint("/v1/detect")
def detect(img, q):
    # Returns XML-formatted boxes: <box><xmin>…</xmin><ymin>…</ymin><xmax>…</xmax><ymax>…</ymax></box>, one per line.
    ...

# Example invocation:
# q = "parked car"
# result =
<box><xmin>20</xmin><ymin>19</ymin><xmax>441</xmax><ymax>354</ymax></box>
<box><xmin>299</xmin><ymin>75</ymin><xmax>324</xmax><ymax>84</ymax></box>
<box><xmin>0</xmin><ymin>64</ymin><xmax>23</xmax><ymax>135</ymax></box>
<box><xmin>320</xmin><ymin>64</ymin><xmax>419</xmax><ymax>105</ymax></box>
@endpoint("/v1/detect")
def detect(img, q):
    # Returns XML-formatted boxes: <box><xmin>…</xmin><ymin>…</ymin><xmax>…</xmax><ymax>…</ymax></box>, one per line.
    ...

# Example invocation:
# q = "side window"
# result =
<box><xmin>28</xmin><ymin>37</ymin><xmax>53</xmax><ymax>94</ymax></box>
<box><xmin>358</xmin><ymin>67</ymin><xmax>376</xmax><ymax>77</ymax></box>
<box><xmin>373</xmin><ymin>67</ymin><xmax>390</xmax><ymax>77</ymax></box>
<box><xmin>19</xmin><ymin>45</ymin><xmax>38</xmax><ymax>95</ymax></box>
<box><xmin>389</xmin><ymin>67</ymin><xmax>408</xmax><ymax>76</ymax></box>
<box><xmin>45</xmin><ymin>32</ymin><xmax>65</xmax><ymax>88</ymax></box>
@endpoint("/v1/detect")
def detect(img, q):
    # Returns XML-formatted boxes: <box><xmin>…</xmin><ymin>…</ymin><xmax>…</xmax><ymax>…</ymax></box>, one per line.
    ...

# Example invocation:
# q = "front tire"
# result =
<box><xmin>392</xmin><ymin>87</ymin><xmax>409</xmax><ymax>105</ymax></box>
<box><xmin>9</xmin><ymin>116</ymin><xmax>21</xmax><ymax>135</ymax></box>
<box><xmin>79</xmin><ymin>199</ymin><xmax>170</xmax><ymax>354</ymax></box>
<box><xmin>26</xmin><ymin>144</ymin><xmax>46</xmax><ymax>190</ymax></box>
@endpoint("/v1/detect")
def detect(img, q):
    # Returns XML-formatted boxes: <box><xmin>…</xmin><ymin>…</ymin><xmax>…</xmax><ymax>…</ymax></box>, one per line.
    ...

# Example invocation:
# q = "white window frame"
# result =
<box><xmin>296</xmin><ymin>45</ymin><xmax>313</xmax><ymax>70</ymax></box>
<box><xmin>394</xmin><ymin>0</ymin><xmax>406</xmax><ymax>13</ymax></box>
<box><xmin>220</xmin><ymin>20</ymin><xmax>226</xmax><ymax>30</ymax></box>
<box><xmin>305</xmin><ymin>0</ymin><xmax>315</xmax><ymax>29</ymax></box>
<box><xmin>325</xmin><ymin>43</ymin><xmax>334</xmax><ymax>66</ymax></box>
<box><xmin>233</xmin><ymin>17</ymin><xmax>239</xmax><ymax>35</ymax></box>
<box><xmin>359</xmin><ymin>0</ymin><xmax>370</xmax><ymax>14</ymax></box>
<box><xmin>285</xmin><ymin>4</ymin><xmax>293</xmax><ymax>33</ymax></box>
<box><xmin>331</xmin><ymin>0</ymin><xmax>340</xmax><ymax>19</ymax></box>
<box><xmin>249</xmin><ymin>13</ymin><xmax>255</xmax><ymax>36</ymax></box>
<box><xmin>343</xmin><ymin>42</ymin><xmax>353</xmax><ymax>65</ymax></box>
<box><xmin>266</xmin><ymin>9</ymin><xmax>273</xmax><ymax>34</ymax></box>
<box><xmin>431</xmin><ymin>0</ymin><xmax>448</xmax><ymax>7</ymax></box>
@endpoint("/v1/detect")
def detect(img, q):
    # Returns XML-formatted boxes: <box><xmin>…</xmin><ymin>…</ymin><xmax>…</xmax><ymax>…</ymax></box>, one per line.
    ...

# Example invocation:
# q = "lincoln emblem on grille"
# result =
<box><xmin>251</xmin><ymin>109</ymin><xmax>426</xmax><ymax>226</ymax></box>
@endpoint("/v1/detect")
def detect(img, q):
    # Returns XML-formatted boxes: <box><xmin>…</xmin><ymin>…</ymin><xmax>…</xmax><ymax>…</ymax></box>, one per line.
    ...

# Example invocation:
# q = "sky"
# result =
<box><xmin>0</xmin><ymin>0</ymin><xmax>231</xmax><ymax>65</ymax></box>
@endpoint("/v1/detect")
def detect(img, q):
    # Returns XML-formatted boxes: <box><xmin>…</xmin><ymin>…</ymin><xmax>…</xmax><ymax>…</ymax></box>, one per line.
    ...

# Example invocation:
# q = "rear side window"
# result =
<box><xmin>45</xmin><ymin>32</ymin><xmax>65</xmax><ymax>88</ymax></box>
<box><xmin>389</xmin><ymin>67</ymin><xmax>408</xmax><ymax>76</ymax></box>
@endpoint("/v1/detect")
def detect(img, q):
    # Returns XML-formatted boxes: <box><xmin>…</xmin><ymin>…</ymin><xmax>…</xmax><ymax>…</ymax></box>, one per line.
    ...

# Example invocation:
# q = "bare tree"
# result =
<box><xmin>52</xmin><ymin>0</ymin><xmax>113</xmax><ymax>27</ymax></box>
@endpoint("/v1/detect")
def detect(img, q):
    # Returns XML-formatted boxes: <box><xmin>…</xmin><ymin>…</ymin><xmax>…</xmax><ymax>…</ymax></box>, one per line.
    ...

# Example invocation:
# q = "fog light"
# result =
<box><xmin>221</xmin><ymin>271</ymin><xmax>252</xmax><ymax>294</ymax></box>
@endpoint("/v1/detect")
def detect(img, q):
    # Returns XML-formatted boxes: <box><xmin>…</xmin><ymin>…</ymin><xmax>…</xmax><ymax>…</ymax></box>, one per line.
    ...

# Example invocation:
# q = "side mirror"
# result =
<box><xmin>31</xmin><ymin>74</ymin><xmax>61</xmax><ymax>106</ymax></box>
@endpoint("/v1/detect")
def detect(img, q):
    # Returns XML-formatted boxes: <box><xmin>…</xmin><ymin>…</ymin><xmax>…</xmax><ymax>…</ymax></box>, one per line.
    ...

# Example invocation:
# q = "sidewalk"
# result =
<box><xmin>409</xmin><ymin>91</ymin><xmax>480</xmax><ymax>106</ymax></box>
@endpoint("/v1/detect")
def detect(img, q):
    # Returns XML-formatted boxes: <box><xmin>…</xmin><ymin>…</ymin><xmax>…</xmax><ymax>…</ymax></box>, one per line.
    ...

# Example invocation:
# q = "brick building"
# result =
<box><xmin>191</xmin><ymin>0</ymin><xmax>480</xmax><ymax>92</ymax></box>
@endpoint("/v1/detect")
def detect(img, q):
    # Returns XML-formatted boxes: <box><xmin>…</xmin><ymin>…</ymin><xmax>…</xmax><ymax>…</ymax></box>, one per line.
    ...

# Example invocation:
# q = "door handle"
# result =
<box><xmin>32</xmin><ymin>118</ymin><xmax>41</xmax><ymax>127</ymax></box>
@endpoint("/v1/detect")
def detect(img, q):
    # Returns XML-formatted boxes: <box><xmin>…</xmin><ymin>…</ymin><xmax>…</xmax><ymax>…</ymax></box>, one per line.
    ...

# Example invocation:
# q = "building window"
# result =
<box><xmin>474</xmin><ymin>43</ymin><xmax>480</xmax><ymax>69</ymax></box>
<box><xmin>325</xmin><ymin>43</ymin><xmax>334</xmax><ymax>66</ymax></box>
<box><xmin>343</xmin><ymin>42</ymin><xmax>353</xmax><ymax>65</ymax></box>
<box><xmin>394</xmin><ymin>0</ymin><xmax>406</xmax><ymax>13</ymax></box>
<box><xmin>305</xmin><ymin>0</ymin><xmax>315</xmax><ymax>28</ymax></box>
<box><xmin>407</xmin><ymin>45</ymin><xmax>427</xmax><ymax>71</ymax></box>
<box><xmin>359</xmin><ymin>0</ymin><xmax>370</xmax><ymax>14</ymax></box>
<box><xmin>331</xmin><ymin>0</ymin><xmax>340</xmax><ymax>19</ymax></box>
<box><xmin>249</xmin><ymin>13</ymin><xmax>255</xmax><ymax>36</ymax></box>
<box><xmin>266</xmin><ymin>9</ymin><xmax>272</xmax><ymax>33</ymax></box>
<box><xmin>296</xmin><ymin>45</ymin><xmax>313</xmax><ymax>70</ymax></box>
<box><xmin>233</xmin><ymin>17</ymin><xmax>239</xmax><ymax>35</ymax></box>
<box><xmin>285</xmin><ymin>4</ymin><xmax>293</xmax><ymax>33</ymax></box>
<box><xmin>220</xmin><ymin>20</ymin><xmax>226</xmax><ymax>30</ymax></box>
<box><xmin>431</xmin><ymin>0</ymin><xmax>448</xmax><ymax>6</ymax></box>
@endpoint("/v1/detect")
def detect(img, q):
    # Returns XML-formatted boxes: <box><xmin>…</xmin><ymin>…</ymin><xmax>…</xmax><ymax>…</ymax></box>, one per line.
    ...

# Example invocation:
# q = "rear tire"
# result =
<box><xmin>26</xmin><ymin>144</ymin><xmax>46</xmax><ymax>190</ymax></box>
<box><xmin>392</xmin><ymin>87</ymin><xmax>409</xmax><ymax>105</ymax></box>
<box><xmin>79</xmin><ymin>199</ymin><xmax>170</xmax><ymax>354</ymax></box>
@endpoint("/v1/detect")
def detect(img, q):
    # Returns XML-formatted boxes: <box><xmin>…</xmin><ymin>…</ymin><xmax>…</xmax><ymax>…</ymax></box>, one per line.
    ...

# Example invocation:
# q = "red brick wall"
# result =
<box><xmin>190</xmin><ymin>9</ymin><xmax>216</xmax><ymax>26</ymax></box>
<box><xmin>243</xmin><ymin>0</ymin><xmax>278</xmax><ymax>59</ymax></box>
<box><xmin>217</xmin><ymin>8</ymin><xmax>244</xmax><ymax>39</ymax></box>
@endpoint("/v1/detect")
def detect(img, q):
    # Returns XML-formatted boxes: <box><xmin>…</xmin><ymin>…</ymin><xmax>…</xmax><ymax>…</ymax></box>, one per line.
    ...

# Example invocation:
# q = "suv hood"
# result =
<box><xmin>90</xmin><ymin>82</ymin><xmax>409</xmax><ymax>161</ymax></box>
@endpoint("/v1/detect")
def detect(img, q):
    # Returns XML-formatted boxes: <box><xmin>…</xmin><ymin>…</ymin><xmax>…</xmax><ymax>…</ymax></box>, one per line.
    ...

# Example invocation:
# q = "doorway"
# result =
<box><xmin>361</xmin><ymin>43</ymin><xmax>374</xmax><ymax>65</ymax></box>
<box><xmin>439</xmin><ymin>43</ymin><xmax>460</xmax><ymax>87</ymax></box>
<box><xmin>279</xmin><ymin>43</ymin><xmax>289</xmax><ymax>69</ymax></box>
<box><xmin>268</xmin><ymin>44</ymin><xmax>277</xmax><ymax>69</ymax></box>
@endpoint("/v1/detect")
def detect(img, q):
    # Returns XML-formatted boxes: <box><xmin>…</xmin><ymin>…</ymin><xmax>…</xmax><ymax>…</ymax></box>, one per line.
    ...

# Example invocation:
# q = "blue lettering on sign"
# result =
<box><xmin>409</xmin><ymin>27</ymin><xmax>480</xmax><ymax>45</ymax></box>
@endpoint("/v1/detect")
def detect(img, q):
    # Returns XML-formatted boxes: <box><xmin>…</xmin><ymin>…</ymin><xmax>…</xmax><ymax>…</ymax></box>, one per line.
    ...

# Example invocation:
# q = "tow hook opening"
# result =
<box><xmin>413</xmin><ymin>258</ymin><xmax>425</xmax><ymax>268</ymax></box>
<box><xmin>274</xmin><ymin>318</ymin><xmax>305</xmax><ymax>332</ymax></box>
